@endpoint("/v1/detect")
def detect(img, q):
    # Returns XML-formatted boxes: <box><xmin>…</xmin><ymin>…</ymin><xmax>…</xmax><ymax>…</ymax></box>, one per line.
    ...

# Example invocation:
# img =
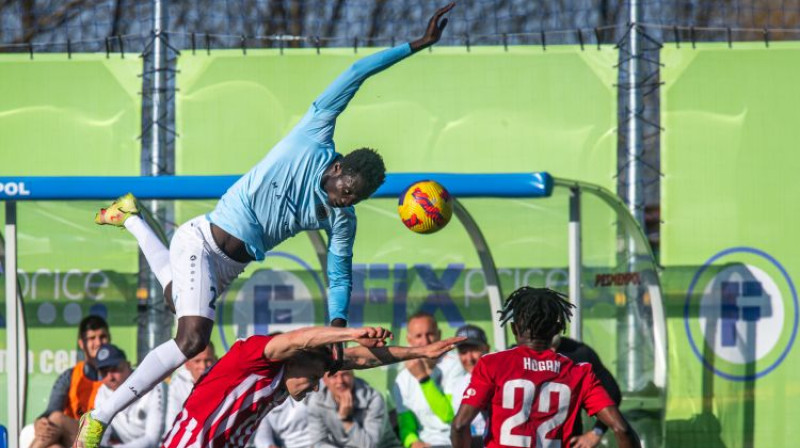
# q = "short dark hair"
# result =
<box><xmin>340</xmin><ymin>148</ymin><xmax>386</xmax><ymax>197</ymax></box>
<box><xmin>407</xmin><ymin>310</ymin><xmax>437</xmax><ymax>327</ymax></box>
<box><xmin>78</xmin><ymin>315</ymin><xmax>109</xmax><ymax>339</ymax></box>
<box><xmin>498</xmin><ymin>287</ymin><xmax>574</xmax><ymax>341</ymax></box>
<box><xmin>291</xmin><ymin>346</ymin><xmax>335</xmax><ymax>372</ymax></box>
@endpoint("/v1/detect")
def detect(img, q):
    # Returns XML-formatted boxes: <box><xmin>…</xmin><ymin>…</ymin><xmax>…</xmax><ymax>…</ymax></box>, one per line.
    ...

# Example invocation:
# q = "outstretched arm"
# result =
<box><xmin>341</xmin><ymin>336</ymin><xmax>464</xmax><ymax>370</ymax></box>
<box><xmin>263</xmin><ymin>326</ymin><xmax>392</xmax><ymax>361</ymax></box>
<box><xmin>301</xmin><ymin>3</ymin><xmax>454</xmax><ymax>142</ymax></box>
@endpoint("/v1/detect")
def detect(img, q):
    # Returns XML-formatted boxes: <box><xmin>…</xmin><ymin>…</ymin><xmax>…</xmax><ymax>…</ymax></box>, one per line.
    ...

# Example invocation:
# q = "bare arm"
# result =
<box><xmin>340</xmin><ymin>336</ymin><xmax>464</xmax><ymax>370</ymax></box>
<box><xmin>593</xmin><ymin>407</ymin><xmax>640</xmax><ymax>448</ymax></box>
<box><xmin>450</xmin><ymin>403</ymin><xmax>481</xmax><ymax>448</ymax></box>
<box><xmin>263</xmin><ymin>326</ymin><xmax>392</xmax><ymax>361</ymax></box>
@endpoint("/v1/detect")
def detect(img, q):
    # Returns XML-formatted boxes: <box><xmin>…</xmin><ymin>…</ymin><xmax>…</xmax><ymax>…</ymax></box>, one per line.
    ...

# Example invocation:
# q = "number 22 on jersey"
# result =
<box><xmin>500</xmin><ymin>379</ymin><xmax>571</xmax><ymax>448</ymax></box>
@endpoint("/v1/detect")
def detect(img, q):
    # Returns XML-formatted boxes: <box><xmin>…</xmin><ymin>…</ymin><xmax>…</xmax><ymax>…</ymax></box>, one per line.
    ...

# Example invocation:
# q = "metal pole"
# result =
<box><xmin>452</xmin><ymin>200</ymin><xmax>506</xmax><ymax>350</ymax></box>
<box><xmin>568</xmin><ymin>188</ymin><xmax>582</xmax><ymax>341</ymax></box>
<box><xmin>626</xmin><ymin>0</ymin><xmax>644</xmax><ymax>226</ymax></box>
<box><xmin>151</xmin><ymin>0</ymin><xmax>166</xmax><ymax>180</ymax></box>
<box><xmin>622</xmin><ymin>0</ymin><xmax>644</xmax><ymax>393</ymax></box>
<box><xmin>138</xmin><ymin>0</ymin><xmax>173</xmax><ymax>360</ymax></box>
<box><xmin>5</xmin><ymin>202</ymin><xmax>19</xmax><ymax>448</ymax></box>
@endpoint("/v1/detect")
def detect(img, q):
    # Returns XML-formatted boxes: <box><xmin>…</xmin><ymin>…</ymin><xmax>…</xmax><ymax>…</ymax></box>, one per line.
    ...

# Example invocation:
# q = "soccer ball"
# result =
<box><xmin>397</xmin><ymin>180</ymin><xmax>453</xmax><ymax>234</ymax></box>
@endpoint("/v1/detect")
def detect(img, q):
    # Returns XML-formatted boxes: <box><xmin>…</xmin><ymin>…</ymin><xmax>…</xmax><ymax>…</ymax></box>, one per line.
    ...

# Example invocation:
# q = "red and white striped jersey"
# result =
<box><xmin>161</xmin><ymin>335</ymin><xmax>288</xmax><ymax>448</ymax></box>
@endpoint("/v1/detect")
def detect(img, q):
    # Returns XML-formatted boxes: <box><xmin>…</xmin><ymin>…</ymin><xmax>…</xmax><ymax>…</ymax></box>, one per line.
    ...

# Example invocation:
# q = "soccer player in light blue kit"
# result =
<box><xmin>75</xmin><ymin>4</ymin><xmax>455</xmax><ymax>447</ymax></box>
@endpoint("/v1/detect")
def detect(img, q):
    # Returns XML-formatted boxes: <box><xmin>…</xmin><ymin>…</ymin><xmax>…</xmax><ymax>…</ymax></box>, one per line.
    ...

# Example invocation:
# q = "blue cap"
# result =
<box><xmin>455</xmin><ymin>324</ymin><xmax>488</xmax><ymax>347</ymax></box>
<box><xmin>95</xmin><ymin>343</ymin><xmax>127</xmax><ymax>369</ymax></box>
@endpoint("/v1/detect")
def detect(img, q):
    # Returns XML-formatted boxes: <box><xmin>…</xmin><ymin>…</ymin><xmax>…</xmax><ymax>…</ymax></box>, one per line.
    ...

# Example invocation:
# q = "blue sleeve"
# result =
<box><xmin>298</xmin><ymin>43</ymin><xmax>413</xmax><ymax>143</ymax></box>
<box><xmin>327</xmin><ymin>251</ymin><xmax>353</xmax><ymax>322</ymax></box>
<box><xmin>41</xmin><ymin>368</ymin><xmax>72</xmax><ymax>417</ymax></box>
<box><xmin>327</xmin><ymin>207</ymin><xmax>356</xmax><ymax>322</ymax></box>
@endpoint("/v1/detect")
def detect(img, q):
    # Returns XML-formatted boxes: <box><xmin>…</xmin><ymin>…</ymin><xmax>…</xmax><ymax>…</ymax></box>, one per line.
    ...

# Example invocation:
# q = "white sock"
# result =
<box><xmin>124</xmin><ymin>215</ymin><xmax>172</xmax><ymax>289</ymax></box>
<box><xmin>91</xmin><ymin>339</ymin><xmax>187</xmax><ymax>424</ymax></box>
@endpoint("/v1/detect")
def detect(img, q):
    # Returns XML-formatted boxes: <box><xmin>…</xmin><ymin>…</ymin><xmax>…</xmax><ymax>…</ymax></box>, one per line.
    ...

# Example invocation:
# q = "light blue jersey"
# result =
<box><xmin>209</xmin><ymin>43</ymin><xmax>413</xmax><ymax>321</ymax></box>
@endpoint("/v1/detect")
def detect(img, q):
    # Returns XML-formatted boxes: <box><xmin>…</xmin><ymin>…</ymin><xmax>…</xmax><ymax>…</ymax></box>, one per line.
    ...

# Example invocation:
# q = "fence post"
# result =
<box><xmin>138</xmin><ymin>0</ymin><xmax>175</xmax><ymax>362</ymax></box>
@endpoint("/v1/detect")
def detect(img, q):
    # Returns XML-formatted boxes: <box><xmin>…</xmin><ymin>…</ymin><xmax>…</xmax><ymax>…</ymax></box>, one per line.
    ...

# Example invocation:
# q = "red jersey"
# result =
<box><xmin>460</xmin><ymin>346</ymin><xmax>614</xmax><ymax>448</ymax></box>
<box><xmin>161</xmin><ymin>335</ymin><xmax>288</xmax><ymax>448</ymax></box>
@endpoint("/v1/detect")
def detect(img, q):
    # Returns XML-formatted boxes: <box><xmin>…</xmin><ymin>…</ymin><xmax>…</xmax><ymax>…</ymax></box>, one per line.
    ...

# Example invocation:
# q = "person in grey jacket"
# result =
<box><xmin>307</xmin><ymin>370</ymin><xmax>402</xmax><ymax>448</ymax></box>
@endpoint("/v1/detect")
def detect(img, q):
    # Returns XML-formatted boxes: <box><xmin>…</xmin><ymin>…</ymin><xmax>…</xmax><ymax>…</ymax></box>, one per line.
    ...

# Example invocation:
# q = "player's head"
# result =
<box><xmin>96</xmin><ymin>344</ymin><xmax>132</xmax><ymax>391</ymax></box>
<box><xmin>284</xmin><ymin>346</ymin><xmax>332</xmax><ymax>400</ymax></box>
<box><xmin>78</xmin><ymin>315</ymin><xmax>111</xmax><ymax>362</ymax></box>
<box><xmin>499</xmin><ymin>287</ymin><xmax>575</xmax><ymax>345</ymax></box>
<box><xmin>323</xmin><ymin>148</ymin><xmax>386</xmax><ymax>208</ymax></box>
<box><xmin>323</xmin><ymin>369</ymin><xmax>355</xmax><ymax>395</ymax></box>
<box><xmin>406</xmin><ymin>310</ymin><xmax>441</xmax><ymax>347</ymax></box>
<box><xmin>455</xmin><ymin>324</ymin><xmax>490</xmax><ymax>373</ymax></box>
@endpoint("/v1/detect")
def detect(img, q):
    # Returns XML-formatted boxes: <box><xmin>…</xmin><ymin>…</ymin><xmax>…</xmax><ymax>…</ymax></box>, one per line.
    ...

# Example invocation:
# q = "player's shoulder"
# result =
<box><xmin>238</xmin><ymin>334</ymin><xmax>275</xmax><ymax>347</ymax></box>
<box><xmin>223</xmin><ymin>334</ymin><xmax>274</xmax><ymax>363</ymax></box>
<box><xmin>473</xmin><ymin>346</ymin><xmax>523</xmax><ymax>372</ymax></box>
<box><xmin>557</xmin><ymin>356</ymin><xmax>596</xmax><ymax>382</ymax></box>
<box><xmin>481</xmin><ymin>345</ymin><xmax>525</xmax><ymax>362</ymax></box>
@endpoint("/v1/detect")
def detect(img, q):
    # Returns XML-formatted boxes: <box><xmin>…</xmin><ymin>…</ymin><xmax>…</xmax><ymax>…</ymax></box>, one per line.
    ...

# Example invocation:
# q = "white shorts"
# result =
<box><xmin>169</xmin><ymin>215</ymin><xmax>248</xmax><ymax>320</ymax></box>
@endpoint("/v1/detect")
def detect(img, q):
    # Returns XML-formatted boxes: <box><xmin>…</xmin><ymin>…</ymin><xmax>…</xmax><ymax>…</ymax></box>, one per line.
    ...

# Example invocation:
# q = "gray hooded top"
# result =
<box><xmin>307</xmin><ymin>377</ymin><xmax>402</xmax><ymax>448</ymax></box>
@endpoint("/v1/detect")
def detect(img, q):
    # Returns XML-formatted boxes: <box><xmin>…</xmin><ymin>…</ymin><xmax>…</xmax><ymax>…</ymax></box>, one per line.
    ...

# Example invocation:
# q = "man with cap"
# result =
<box><xmin>449</xmin><ymin>325</ymin><xmax>490</xmax><ymax>447</ymax></box>
<box><xmin>93</xmin><ymin>344</ymin><xmax>165</xmax><ymax>448</ymax></box>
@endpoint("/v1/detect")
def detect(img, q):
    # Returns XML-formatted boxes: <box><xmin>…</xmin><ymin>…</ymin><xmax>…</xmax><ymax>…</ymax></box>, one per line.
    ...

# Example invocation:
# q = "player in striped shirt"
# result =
<box><xmin>162</xmin><ymin>325</ymin><xmax>464</xmax><ymax>448</ymax></box>
<box><xmin>451</xmin><ymin>287</ymin><xmax>640</xmax><ymax>448</ymax></box>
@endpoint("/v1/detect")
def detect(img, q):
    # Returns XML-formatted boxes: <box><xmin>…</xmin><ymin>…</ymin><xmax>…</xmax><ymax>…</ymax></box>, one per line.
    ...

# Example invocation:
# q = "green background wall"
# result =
<box><xmin>661</xmin><ymin>42</ymin><xmax>800</xmax><ymax>447</ymax></box>
<box><xmin>0</xmin><ymin>54</ymin><xmax>141</xmax><ymax>424</ymax></box>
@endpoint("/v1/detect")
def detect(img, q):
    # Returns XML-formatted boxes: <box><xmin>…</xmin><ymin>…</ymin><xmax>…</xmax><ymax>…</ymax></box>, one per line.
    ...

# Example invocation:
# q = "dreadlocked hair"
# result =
<box><xmin>341</xmin><ymin>148</ymin><xmax>386</xmax><ymax>197</ymax></box>
<box><xmin>498</xmin><ymin>287</ymin><xmax>575</xmax><ymax>341</ymax></box>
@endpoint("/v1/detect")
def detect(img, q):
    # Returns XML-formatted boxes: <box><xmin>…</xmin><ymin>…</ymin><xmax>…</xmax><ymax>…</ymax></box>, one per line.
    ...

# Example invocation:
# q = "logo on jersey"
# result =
<box><xmin>684</xmin><ymin>247</ymin><xmax>798</xmax><ymax>381</ymax></box>
<box><xmin>463</xmin><ymin>388</ymin><xmax>476</xmax><ymax>399</ymax></box>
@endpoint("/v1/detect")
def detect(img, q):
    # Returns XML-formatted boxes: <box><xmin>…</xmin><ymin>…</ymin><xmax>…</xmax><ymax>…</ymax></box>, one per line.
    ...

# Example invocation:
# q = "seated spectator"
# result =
<box><xmin>164</xmin><ymin>342</ymin><xmax>217</xmax><ymax>427</ymax></box>
<box><xmin>253</xmin><ymin>397</ymin><xmax>310</xmax><ymax>448</ymax></box>
<box><xmin>31</xmin><ymin>315</ymin><xmax>110</xmax><ymax>448</ymax></box>
<box><xmin>307</xmin><ymin>370</ymin><xmax>402</xmax><ymax>448</ymax></box>
<box><xmin>392</xmin><ymin>311</ymin><xmax>466</xmax><ymax>448</ymax></box>
<box><xmin>554</xmin><ymin>335</ymin><xmax>624</xmax><ymax>448</ymax></box>
<box><xmin>94</xmin><ymin>344</ymin><xmax>165</xmax><ymax>448</ymax></box>
<box><xmin>449</xmin><ymin>325</ymin><xmax>489</xmax><ymax>447</ymax></box>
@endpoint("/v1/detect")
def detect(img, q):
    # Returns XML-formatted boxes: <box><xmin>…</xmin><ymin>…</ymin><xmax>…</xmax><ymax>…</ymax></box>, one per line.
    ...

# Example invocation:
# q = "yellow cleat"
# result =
<box><xmin>73</xmin><ymin>412</ymin><xmax>106</xmax><ymax>448</ymax></box>
<box><xmin>94</xmin><ymin>193</ymin><xmax>139</xmax><ymax>227</ymax></box>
